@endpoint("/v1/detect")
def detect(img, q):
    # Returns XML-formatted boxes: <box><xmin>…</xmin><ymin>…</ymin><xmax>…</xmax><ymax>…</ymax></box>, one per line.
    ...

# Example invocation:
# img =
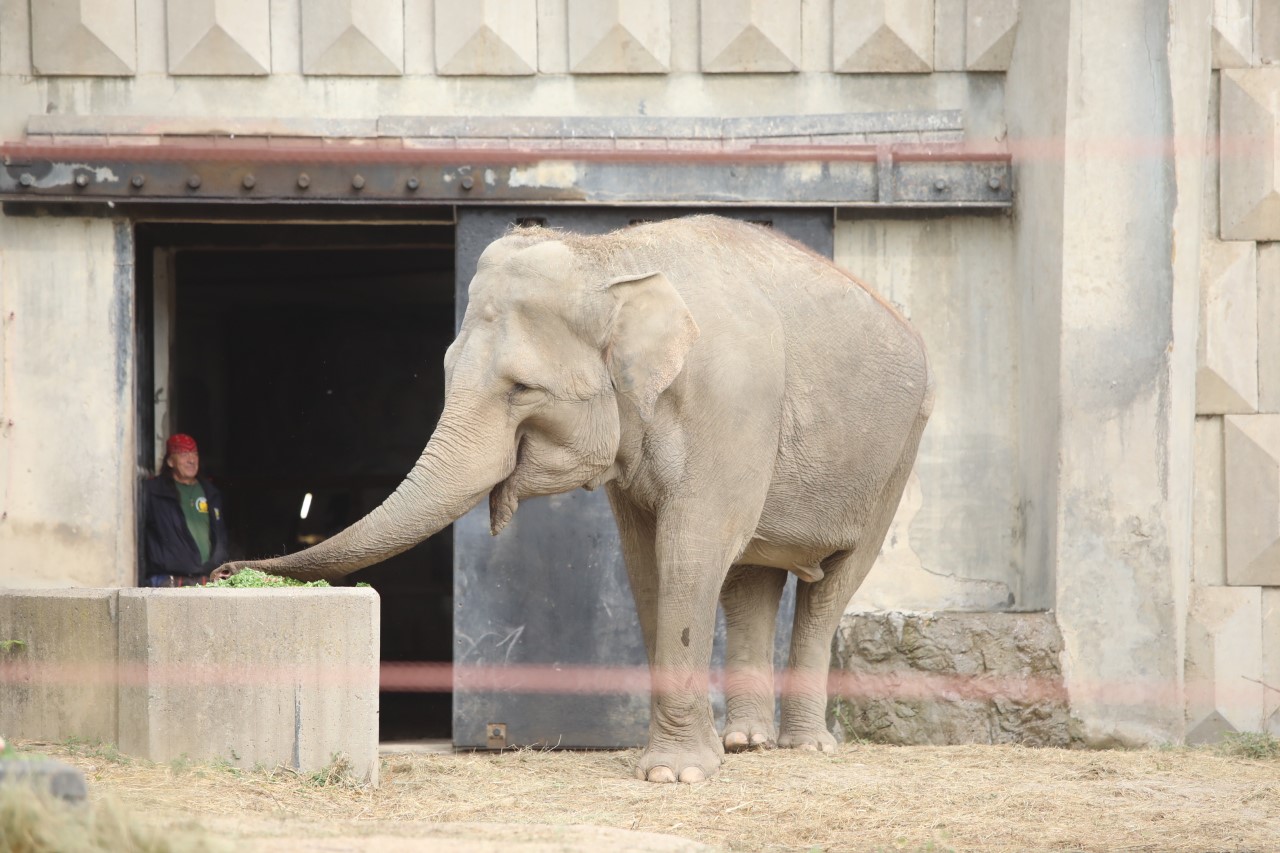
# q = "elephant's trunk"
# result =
<box><xmin>224</xmin><ymin>406</ymin><xmax>509</xmax><ymax>582</ymax></box>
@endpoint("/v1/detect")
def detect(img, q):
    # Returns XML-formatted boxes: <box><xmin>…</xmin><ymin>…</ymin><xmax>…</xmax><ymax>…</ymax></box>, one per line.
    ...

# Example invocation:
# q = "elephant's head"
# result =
<box><xmin>217</xmin><ymin>226</ymin><xmax>699</xmax><ymax>582</ymax></box>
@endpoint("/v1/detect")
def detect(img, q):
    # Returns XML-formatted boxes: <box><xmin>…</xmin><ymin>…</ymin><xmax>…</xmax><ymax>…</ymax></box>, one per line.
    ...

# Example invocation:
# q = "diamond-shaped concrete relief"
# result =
<box><xmin>1225</xmin><ymin>415</ymin><xmax>1280</xmax><ymax>586</ymax></box>
<box><xmin>1260</xmin><ymin>243</ymin><xmax>1280</xmax><ymax>413</ymax></box>
<box><xmin>1265</xmin><ymin>590</ymin><xmax>1280</xmax><ymax>734</ymax></box>
<box><xmin>965</xmin><ymin>0</ymin><xmax>1018</xmax><ymax>71</ymax></box>
<box><xmin>1213</xmin><ymin>0</ymin><xmax>1253</xmax><ymax>68</ymax></box>
<box><xmin>1256</xmin><ymin>0</ymin><xmax>1280</xmax><ymax>66</ymax></box>
<box><xmin>700</xmin><ymin>0</ymin><xmax>801</xmax><ymax>73</ymax></box>
<box><xmin>31</xmin><ymin>0</ymin><xmax>137</xmax><ymax>75</ymax></box>
<box><xmin>435</xmin><ymin>0</ymin><xmax>536</xmax><ymax>76</ymax></box>
<box><xmin>167</xmin><ymin>0</ymin><xmax>270</xmax><ymax>75</ymax></box>
<box><xmin>834</xmin><ymin>0</ymin><xmax>933</xmax><ymax>73</ymax></box>
<box><xmin>569</xmin><ymin>0</ymin><xmax>670</xmax><ymax>74</ymax></box>
<box><xmin>1197</xmin><ymin>240</ymin><xmax>1258</xmax><ymax>415</ymax></box>
<box><xmin>1195</xmin><ymin>417</ymin><xmax>1227</xmax><ymax>587</ymax></box>
<box><xmin>1185</xmin><ymin>586</ymin><xmax>1264</xmax><ymax>744</ymax></box>
<box><xmin>1220</xmin><ymin>70</ymin><xmax>1280</xmax><ymax>240</ymax></box>
<box><xmin>303</xmin><ymin>0</ymin><xmax>403</xmax><ymax>75</ymax></box>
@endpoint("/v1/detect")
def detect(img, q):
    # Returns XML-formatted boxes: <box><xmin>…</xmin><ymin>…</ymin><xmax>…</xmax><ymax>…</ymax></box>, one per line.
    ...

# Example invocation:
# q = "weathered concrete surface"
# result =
<box><xmin>116</xmin><ymin>588</ymin><xmax>380</xmax><ymax>784</ymax></box>
<box><xmin>1220</xmin><ymin>69</ymin><xmax>1280</xmax><ymax>240</ymax></box>
<box><xmin>1259</xmin><ymin>243</ymin><xmax>1280</xmax><ymax>413</ymax></box>
<box><xmin>1193</xmin><ymin>417</ymin><xmax>1227</xmax><ymax>588</ymax></box>
<box><xmin>1184</xmin><ymin>586</ymin><xmax>1264</xmax><ymax>743</ymax></box>
<box><xmin>1264</xmin><ymin>589</ymin><xmax>1280</xmax><ymax>735</ymax></box>
<box><xmin>1005</xmin><ymin>0</ymin><xmax>1208</xmax><ymax>747</ymax></box>
<box><xmin>837</xmin><ymin>216</ymin><xmax>1021</xmax><ymax>612</ymax></box>
<box><xmin>830</xmin><ymin>611</ymin><xmax>1073</xmax><ymax>746</ymax></box>
<box><xmin>0</xmin><ymin>589</ymin><xmax>118</xmax><ymax>745</ymax></box>
<box><xmin>0</xmin><ymin>217</ymin><xmax>136</xmax><ymax>589</ymax></box>
<box><xmin>1196</xmin><ymin>240</ymin><xmax>1258</xmax><ymax>414</ymax></box>
<box><xmin>1223</xmin><ymin>415</ymin><xmax>1280</xmax><ymax>586</ymax></box>
<box><xmin>1003</xmin><ymin>0</ymin><xmax>1067</xmax><ymax>618</ymax></box>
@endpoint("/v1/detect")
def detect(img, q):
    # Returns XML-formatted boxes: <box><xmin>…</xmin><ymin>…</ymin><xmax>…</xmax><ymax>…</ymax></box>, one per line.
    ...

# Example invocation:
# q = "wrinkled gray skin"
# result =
<box><xmin>216</xmin><ymin>215</ymin><xmax>933</xmax><ymax>784</ymax></box>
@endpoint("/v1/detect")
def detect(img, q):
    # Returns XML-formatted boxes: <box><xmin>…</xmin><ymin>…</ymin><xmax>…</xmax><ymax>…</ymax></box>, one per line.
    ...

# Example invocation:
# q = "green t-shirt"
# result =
<box><xmin>175</xmin><ymin>481</ymin><xmax>212</xmax><ymax>564</ymax></box>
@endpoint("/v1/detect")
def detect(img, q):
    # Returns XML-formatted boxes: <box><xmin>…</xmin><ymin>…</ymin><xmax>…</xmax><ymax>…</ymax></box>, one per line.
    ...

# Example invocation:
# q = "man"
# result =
<box><xmin>142</xmin><ymin>433</ymin><xmax>229</xmax><ymax>586</ymax></box>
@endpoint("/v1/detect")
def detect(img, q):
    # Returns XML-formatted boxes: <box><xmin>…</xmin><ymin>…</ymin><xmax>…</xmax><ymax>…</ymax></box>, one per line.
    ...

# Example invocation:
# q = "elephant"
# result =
<box><xmin>215</xmin><ymin>214</ymin><xmax>933</xmax><ymax>784</ymax></box>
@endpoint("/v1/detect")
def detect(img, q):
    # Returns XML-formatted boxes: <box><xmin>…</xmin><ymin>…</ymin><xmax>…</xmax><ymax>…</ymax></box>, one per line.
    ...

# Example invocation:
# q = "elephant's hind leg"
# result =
<box><xmin>720</xmin><ymin>564</ymin><xmax>787</xmax><ymax>751</ymax></box>
<box><xmin>779</xmin><ymin>422</ymin><xmax>926</xmax><ymax>752</ymax></box>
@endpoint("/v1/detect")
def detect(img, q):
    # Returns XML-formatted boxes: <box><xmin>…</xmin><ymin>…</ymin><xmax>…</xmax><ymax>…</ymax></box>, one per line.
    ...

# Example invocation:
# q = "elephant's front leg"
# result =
<box><xmin>634</xmin><ymin>525</ymin><xmax>736</xmax><ymax>784</ymax></box>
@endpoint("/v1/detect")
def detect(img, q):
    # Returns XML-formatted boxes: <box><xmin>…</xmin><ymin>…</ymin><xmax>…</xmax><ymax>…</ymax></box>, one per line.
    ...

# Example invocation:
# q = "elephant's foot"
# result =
<box><xmin>635</xmin><ymin>714</ymin><xmax>724</xmax><ymax>784</ymax></box>
<box><xmin>777</xmin><ymin>726</ymin><xmax>838</xmax><ymax>753</ymax></box>
<box><xmin>634</xmin><ymin>743</ymin><xmax>723</xmax><ymax>783</ymax></box>
<box><xmin>722</xmin><ymin>717</ymin><xmax>776</xmax><ymax>752</ymax></box>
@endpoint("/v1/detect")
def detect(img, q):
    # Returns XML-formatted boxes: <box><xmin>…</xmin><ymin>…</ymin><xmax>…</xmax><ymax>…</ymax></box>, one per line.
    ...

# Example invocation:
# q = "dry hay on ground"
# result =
<box><xmin>14</xmin><ymin>739</ymin><xmax>1280</xmax><ymax>852</ymax></box>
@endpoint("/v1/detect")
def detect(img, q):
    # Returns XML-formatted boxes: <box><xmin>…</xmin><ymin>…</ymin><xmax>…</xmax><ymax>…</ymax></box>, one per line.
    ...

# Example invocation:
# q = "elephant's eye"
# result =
<box><xmin>510</xmin><ymin>382</ymin><xmax>541</xmax><ymax>403</ymax></box>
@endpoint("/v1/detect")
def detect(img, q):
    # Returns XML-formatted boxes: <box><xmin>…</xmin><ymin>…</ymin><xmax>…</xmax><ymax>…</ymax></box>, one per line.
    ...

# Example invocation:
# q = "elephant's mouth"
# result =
<box><xmin>488</xmin><ymin>436</ymin><xmax>525</xmax><ymax>536</ymax></box>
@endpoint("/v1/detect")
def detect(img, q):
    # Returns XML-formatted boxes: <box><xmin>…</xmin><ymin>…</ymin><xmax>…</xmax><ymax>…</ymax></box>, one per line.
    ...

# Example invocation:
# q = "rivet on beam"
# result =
<box><xmin>460</xmin><ymin>175</ymin><xmax>475</xmax><ymax>191</ymax></box>
<box><xmin>352</xmin><ymin>174</ymin><xmax>365</xmax><ymax>190</ymax></box>
<box><xmin>297</xmin><ymin>173</ymin><xmax>311</xmax><ymax>189</ymax></box>
<box><xmin>242</xmin><ymin>174</ymin><xmax>256</xmax><ymax>190</ymax></box>
<box><xmin>406</xmin><ymin>176</ymin><xmax>420</xmax><ymax>191</ymax></box>
<box><xmin>187</xmin><ymin>175</ymin><xmax>202</xmax><ymax>190</ymax></box>
<box><xmin>131</xmin><ymin>174</ymin><xmax>146</xmax><ymax>188</ymax></box>
<box><xmin>74</xmin><ymin>174</ymin><xmax>89</xmax><ymax>188</ymax></box>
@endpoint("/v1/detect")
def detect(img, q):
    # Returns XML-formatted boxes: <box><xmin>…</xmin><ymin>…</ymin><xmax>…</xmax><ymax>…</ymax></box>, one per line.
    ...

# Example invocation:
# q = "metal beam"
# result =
<box><xmin>1</xmin><ymin>141</ymin><xmax>1011</xmax><ymax>209</ymax></box>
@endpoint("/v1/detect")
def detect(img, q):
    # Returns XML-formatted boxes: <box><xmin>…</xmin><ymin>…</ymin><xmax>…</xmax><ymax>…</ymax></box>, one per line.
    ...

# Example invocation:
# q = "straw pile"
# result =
<box><xmin>13</xmin><ymin>739</ymin><xmax>1280</xmax><ymax>852</ymax></box>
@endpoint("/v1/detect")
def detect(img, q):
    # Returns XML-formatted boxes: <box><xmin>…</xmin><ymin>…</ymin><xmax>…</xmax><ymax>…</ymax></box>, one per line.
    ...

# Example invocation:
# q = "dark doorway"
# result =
<box><xmin>136</xmin><ymin>222</ymin><xmax>455</xmax><ymax>741</ymax></box>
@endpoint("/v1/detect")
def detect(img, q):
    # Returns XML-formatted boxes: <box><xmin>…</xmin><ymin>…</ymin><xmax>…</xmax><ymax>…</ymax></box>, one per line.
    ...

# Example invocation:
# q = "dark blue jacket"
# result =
<box><xmin>142</xmin><ymin>475</ymin><xmax>229</xmax><ymax>577</ymax></box>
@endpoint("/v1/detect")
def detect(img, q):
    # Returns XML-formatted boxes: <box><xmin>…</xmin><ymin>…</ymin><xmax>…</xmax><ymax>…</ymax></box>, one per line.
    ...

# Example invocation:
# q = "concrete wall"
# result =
<box><xmin>0</xmin><ymin>216</ymin><xmax>137</xmax><ymax>588</ymax></box>
<box><xmin>3</xmin><ymin>0</ymin><xmax>1279</xmax><ymax>747</ymax></box>
<box><xmin>0</xmin><ymin>590</ymin><xmax>119</xmax><ymax>744</ymax></box>
<box><xmin>0</xmin><ymin>0</ymin><xmax>1019</xmax><ymax>603</ymax></box>
<box><xmin>837</xmin><ymin>215</ymin><xmax>1023</xmax><ymax>612</ymax></box>
<box><xmin>0</xmin><ymin>588</ymin><xmax>380</xmax><ymax>783</ymax></box>
<box><xmin>0</xmin><ymin>0</ymin><xmax>1008</xmax><ymax>141</ymax></box>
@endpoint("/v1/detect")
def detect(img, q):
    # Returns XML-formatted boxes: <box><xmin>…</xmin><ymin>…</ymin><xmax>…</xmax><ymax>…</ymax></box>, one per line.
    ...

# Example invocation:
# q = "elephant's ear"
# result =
<box><xmin>605</xmin><ymin>272</ymin><xmax>699</xmax><ymax>421</ymax></box>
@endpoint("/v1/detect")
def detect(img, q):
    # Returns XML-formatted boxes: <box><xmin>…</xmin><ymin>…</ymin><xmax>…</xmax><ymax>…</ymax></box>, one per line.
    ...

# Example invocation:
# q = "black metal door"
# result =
<box><xmin>452</xmin><ymin>207</ymin><xmax>834</xmax><ymax>748</ymax></box>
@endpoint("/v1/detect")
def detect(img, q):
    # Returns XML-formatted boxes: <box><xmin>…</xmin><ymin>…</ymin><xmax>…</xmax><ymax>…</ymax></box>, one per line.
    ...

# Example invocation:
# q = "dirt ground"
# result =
<box><xmin>17</xmin><ymin>738</ymin><xmax>1280</xmax><ymax>852</ymax></box>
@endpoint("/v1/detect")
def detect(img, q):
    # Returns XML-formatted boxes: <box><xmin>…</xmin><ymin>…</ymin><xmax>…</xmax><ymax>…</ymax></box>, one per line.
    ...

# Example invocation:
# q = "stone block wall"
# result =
<box><xmin>830</xmin><ymin>612</ymin><xmax>1072</xmax><ymax>746</ymax></box>
<box><xmin>1192</xmin><ymin>1</ymin><xmax>1280</xmax><ymax>740</ymax></box>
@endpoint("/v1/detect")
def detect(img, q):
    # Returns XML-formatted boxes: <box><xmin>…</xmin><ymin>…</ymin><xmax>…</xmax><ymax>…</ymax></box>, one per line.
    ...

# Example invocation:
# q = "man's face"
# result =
<box><xmin>169</xmin><ymin>451</ymin><xmax>199</xmax><ymax>483</ymax></box>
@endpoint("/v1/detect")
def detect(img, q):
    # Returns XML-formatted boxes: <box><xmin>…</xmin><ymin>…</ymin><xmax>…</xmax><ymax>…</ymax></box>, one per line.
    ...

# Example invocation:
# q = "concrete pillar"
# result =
<box><xmin>1006</xmin><ymin>0</ymin><xmax>1209</xmax><ymax>745</ymax></box>
<box><xmin>0</xmin><ymin>217</ymin><xmax>137</xmax><ymax>588</ymax></box>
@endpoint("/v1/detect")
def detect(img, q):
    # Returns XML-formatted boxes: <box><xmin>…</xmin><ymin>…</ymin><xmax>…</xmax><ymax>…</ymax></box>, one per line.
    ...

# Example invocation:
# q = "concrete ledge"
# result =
<box><xmin>0</xmin><ymin>590</ymin><xmax>119</xmax><ymax>744</ymax></box>
<box><xmin>0</xmin><ymin>588</ymin><xmax>380</xmax><ymax>784</ymax></box>
<box><xmin>830</xmin><ymin>611</ymin><xmax>1074</xmax><ymax>747</ymax></box>
<box><xmin>117</xmin><ymin>588</ymin><xmax>380</xmax><ymax>784</ymax></box>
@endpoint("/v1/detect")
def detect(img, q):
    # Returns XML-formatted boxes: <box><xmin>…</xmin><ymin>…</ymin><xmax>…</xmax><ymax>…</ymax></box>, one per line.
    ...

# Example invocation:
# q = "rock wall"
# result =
<box><xmin>830</xmin><ymin>612</ymin><xmax>1074</xmax><ymax>747</ymax></box>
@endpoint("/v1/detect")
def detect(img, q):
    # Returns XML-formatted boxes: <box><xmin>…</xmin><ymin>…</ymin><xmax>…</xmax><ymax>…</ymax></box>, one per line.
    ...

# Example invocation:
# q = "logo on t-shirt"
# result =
<box><xmin>195</xmin><ymin>497</ymin><xmax>209</xmax><ymax>514</ymax></box>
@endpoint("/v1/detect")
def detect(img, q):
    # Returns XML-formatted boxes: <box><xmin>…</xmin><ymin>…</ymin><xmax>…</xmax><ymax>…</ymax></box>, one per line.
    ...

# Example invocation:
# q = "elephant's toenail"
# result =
<box><xmin>679</xmin><ymin>767</ymin><xmax>707</xmax><ymax>783</ymax></box>
<box><xmin>798</xmin><ymin>743</ymin><xmax>817</xmax><ymax>752</ymax></box>
<box><xmin>647</xmin><ymin>766</ymin><xmax>677</xmax><ymax>783</ymax></box>
<box><xmin>750</xmin><ymin>733</ymin><xmax>769</xmax><ymax>744</ymax></box>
